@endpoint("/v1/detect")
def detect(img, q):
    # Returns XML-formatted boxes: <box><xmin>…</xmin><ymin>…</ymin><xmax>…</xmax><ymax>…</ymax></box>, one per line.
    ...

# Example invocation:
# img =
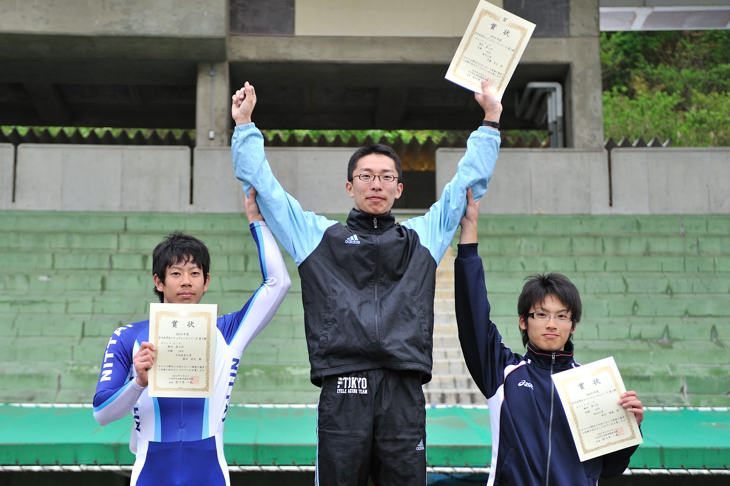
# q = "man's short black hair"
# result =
<box><xmin>517</xmin><ymin>273</ymin><xmax>582</xmax><ymax>346</ymax></box>
<box><xmin>152</xmin><ymin>232</ymin><xmax>210</xmax><ymax>302</ymax></box>
<box><xmin>347</xmin><ymin>144</ymin><xmax>403</xmax><ymax>181</ymax></box>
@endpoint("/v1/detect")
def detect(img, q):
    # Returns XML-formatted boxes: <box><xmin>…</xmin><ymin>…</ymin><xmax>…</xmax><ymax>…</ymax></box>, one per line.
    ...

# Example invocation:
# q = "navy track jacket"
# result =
<box><xmin>454</xmin><ymin>243</ymin><xmax>638</xmax><ymax>485</ymax></box>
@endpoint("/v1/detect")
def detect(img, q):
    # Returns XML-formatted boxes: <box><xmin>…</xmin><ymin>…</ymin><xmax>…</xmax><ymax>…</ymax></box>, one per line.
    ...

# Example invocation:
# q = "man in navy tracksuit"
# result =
<box><xmin>231</xmin><ymin>81</ymin><xmax>502</xmax><ymax>485</ymax></box>
<box><xmin>454</xmin><ymin>191</ymin><xmax>644</xmax><ymax>485</ymax></box>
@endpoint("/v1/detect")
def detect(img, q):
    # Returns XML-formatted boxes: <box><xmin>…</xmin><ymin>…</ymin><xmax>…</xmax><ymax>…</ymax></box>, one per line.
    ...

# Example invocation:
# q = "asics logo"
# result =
<box><xmin>345</xmin><ymin>234</ymin><xmax>361</xmax><ymax>245</ymax></box>
<box><xmin>518</xmin><ymin>380</ymin><xmax>534</xmax><ymax>390</ymax></box>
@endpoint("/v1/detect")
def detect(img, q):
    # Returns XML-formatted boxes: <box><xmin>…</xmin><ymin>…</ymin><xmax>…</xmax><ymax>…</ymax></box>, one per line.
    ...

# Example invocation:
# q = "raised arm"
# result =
<box><xmin>454</xmin><ymin>190</ymin><xmax>515</xmax><ymax>398</ymax></box>
<box><xmin>230</xmin><ymin>82</ymin><xmax>335</xmax><ymax>265</ymax></box>
<box><xmin>219</xmin><ymin>188</ymin><xmax>291</xmax><ymax>354</ymax></box>
<box><xmin>402</xmin><ymin>80</ymin><xmax>502</xmax><ymax>262</ymax></box>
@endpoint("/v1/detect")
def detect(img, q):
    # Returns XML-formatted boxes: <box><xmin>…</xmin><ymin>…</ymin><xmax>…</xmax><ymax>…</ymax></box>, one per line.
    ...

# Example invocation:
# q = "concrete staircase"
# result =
<box><xmin>424</xmin><ymin>246</ymin><xmax>484</xmax><ymax>405</ymax></box>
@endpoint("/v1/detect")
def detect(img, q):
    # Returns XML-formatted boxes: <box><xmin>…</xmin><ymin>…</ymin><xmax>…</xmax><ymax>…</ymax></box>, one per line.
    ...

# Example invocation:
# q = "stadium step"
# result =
<box><xmin>0</xmin><ymin>211</ymin><xmax>728</xmax><ymax>407</ymax></box>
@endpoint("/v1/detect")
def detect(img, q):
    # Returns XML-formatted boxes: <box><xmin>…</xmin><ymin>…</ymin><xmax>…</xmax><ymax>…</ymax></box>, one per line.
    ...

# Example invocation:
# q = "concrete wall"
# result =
<box><xmin>0</xmin><ymin>144</ymin><xmax>13</xmax><ymax>209</ymax></box>
<box><xmin>611</xmin><ymin>148</ymin><xmax>730</xmax><ymax>214</ymax></box>
<box><xmin>193</xmin><ymin>147</ymin><xmax>354</xmax><ymax>214</ymax></box>
<box><xmin>0</xmin><ymin>0</ymin><xmax>226</xmax><ymax>37</ymax></box>
<box><xmin>4</xmin><ymin>145</ymin><xmax>729</xmax><ymax>214</ymax></box>
<box><xmin>13</xmin><ymin>145</ymin><xmax>191</xmax><ymax>211</ymax></box>
<box><xmin>437</xmin><ymin>148</ymin><xmax>610</xmax><ymax>214</ymax></box>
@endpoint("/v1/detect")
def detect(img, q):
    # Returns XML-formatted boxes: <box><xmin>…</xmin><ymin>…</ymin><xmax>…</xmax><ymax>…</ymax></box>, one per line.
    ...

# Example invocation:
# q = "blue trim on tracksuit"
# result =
<box><xmin>454</xmin><ymin>243</ymin><xmax>638</xmax><ymax>485</ymax></box>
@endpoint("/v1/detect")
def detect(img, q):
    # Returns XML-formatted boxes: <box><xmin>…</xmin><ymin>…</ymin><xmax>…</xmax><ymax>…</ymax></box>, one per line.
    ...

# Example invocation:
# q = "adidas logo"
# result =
<box><xmin>344</xmin><ymin>234</ymin><xmax>361</xmax><ymax>245</ymax></box>
<box><xmin>415</xmin><ymin>439</ymin><xmax>425</xmax><ymax>451</ymax></box>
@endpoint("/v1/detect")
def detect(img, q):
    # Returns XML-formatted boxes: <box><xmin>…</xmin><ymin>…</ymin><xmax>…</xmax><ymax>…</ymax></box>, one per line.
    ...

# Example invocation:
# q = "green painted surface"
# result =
<box><xmin>0</xmin><ymin>405</ymin><xmax>728</xmax><ymax>470</ymax></box>
<box><xmin>1</xmin><ymin>211</ymin><xmax>728</xmax><ymax>406</ymax></box>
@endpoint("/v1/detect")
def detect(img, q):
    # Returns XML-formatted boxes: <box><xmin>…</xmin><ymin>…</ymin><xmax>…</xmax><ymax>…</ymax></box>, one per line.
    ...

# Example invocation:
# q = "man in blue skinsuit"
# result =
<box><xmin>92</xmin><ymin>190</ymin><xmax>290</xmax><ymax>485</ymax></box>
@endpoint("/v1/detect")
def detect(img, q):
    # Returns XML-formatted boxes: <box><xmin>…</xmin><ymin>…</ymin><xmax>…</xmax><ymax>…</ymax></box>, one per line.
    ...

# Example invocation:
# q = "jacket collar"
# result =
<box><xmin>525</xmin><ymin>340</ymin><xmax>575</xmax><ymax>370</ymax></box>
<box><xmin>347</xmin><ymin>208</ymin><xmax>396</xmax><ymax>233</ymax></box>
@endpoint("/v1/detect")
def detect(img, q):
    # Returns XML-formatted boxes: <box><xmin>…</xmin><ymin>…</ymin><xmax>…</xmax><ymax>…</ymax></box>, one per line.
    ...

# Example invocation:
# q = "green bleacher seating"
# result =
<box><xmin>471</xmin><ymin>214</ymin><xmax>730</xmax><ymax>407</ymax></box>
<box><xmin>0</xmin><ymin>210</ymin><xmax>317</xmax><ymax>405</ymax></box>
<box><xmin>1</xmin><ymin>211</ymin><xmax>728</xmax><ymax>406</ymax></box>
<box><xmin>1</xmin><ymin>210</ymin><xmax>729</xmax><ymax>475</ymax></box>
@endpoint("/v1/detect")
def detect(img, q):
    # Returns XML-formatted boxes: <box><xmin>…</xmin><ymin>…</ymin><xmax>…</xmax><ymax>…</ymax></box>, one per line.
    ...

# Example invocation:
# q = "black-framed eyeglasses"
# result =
<box><xmin>352</xmin><ymin>173</ymin><xmax>399</xmax><ymax>183</ymax></box>
<box><xmin>528</xmin><ymin>311</ymin><xmax>572</xmax><ymax>323</ymax></box>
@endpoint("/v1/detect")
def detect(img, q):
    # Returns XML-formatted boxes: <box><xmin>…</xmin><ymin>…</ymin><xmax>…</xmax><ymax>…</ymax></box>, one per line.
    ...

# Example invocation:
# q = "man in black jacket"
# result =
<box><xmin>231</xmin><ymin>81</ymin><xmax>502</xmax><ymax>485</ymax></box>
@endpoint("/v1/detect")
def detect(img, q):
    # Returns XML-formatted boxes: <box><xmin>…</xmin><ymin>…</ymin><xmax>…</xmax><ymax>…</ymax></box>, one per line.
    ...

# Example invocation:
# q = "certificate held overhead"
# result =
<box><xmin>446</xmin><ymin>0</ymin><xmax>535</xmax><ymax>99</ymax></box>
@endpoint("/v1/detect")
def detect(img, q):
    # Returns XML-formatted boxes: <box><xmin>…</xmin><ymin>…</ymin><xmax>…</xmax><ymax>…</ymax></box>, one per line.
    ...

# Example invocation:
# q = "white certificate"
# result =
<box><xmin>552</xmin><ymin>356</ymin><xmax>642</xmax><ymax>461</ymax></box>
<box><xmin>446</xmin><ymin>0</ymin><xmax>535</xmax><ymax>99</ymax></box>
<box><xmin>148</xmin><ymin>303</ymin><xmax>217</xmax><ymax>398</ymax></box>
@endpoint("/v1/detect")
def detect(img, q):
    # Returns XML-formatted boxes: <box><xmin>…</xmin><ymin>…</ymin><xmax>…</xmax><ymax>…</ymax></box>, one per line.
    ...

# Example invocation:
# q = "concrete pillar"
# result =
<box><xmin>568</xmin><ymin>0</ymin><xmax>604</xmax><ymax>149</ymax></box>
<box><xmin>196</xmin><ymin>62</ymin><xmax>231</xmax><ymax>147</ymax></box>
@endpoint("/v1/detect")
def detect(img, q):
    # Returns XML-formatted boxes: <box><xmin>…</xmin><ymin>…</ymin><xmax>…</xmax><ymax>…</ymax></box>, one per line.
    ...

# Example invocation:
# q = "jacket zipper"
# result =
<box><xmin>545</xmin><ymin>352</ymin><xmax>556</xmax><ymax>486</ymax></box>
<box><xmin>373</xmin><ymin>217</ymin><xmax>380</xmax><ymax>342</ymax></box>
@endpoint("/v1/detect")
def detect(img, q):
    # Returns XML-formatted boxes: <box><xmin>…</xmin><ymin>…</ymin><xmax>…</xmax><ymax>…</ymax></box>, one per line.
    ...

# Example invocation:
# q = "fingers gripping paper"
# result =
<box><xmin>551</xmin><ymin>357</ymin><xmax>643</xmax><ymax>461</ymax></box>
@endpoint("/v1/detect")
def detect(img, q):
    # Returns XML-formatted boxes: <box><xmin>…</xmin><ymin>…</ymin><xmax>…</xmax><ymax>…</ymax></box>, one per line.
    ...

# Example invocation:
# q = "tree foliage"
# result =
<box><xmin>601</xmin><ymin>31</ymin><xmax>730</xmax><ymax>146</ymax></box>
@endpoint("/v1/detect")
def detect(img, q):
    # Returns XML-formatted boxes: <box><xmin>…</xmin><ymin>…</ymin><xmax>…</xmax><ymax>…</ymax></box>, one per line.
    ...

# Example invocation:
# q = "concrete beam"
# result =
<box><xmin>227</xmin><ymin>36</ymin><xmax>460</xmax><ymax>64</ymax></box>
<box><xmin>0</xmin><ymin>34</ymin><xmax>226</xmax><ymax>61</ymax></box>
<box><xmin>0</xmin><ymin>0</ymin><xmax>227</xmax><ymax>37</ymax></box>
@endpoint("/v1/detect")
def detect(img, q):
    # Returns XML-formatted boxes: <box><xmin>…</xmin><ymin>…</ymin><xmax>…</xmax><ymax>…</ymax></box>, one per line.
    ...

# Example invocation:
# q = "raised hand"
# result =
<box><xmin>231</xmin><ymin>81</ymin><xmax>257</xmax><ymax>125</ymax></box>
<box><xmin>474</xmin><ymin>80</ymin><xmax>502</xmax><ymax>124</ymax></box>
<box><xmin>459</xmin><ymin>188</ymin><xmax>480</xmax><ymax>245</ymax></box>
<box><xmin>245</xmin><ymin>187</ymin><xmax>263</xmax><ymax>223</ymax></box>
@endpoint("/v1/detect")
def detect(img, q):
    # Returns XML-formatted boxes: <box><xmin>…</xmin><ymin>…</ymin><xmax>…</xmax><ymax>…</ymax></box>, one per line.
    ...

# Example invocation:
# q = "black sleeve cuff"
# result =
<box><xmin>457</xmin><ymin>243</ymin><xmax>479</xmax><ymax>258</ymax></box>
<box><xmin>482</xmin><ymin>120</ymin><xmax>500</xmax><ymax>130</ymax></box>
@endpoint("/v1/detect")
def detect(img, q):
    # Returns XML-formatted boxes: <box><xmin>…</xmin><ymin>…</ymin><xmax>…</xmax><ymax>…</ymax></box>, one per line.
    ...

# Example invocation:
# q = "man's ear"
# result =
<box><xmin>393</xmin><ymin>181</ymin><xmax>404</xmax><ymax>200</ymax></box>
<box><xmin>518</xmin><ymin>315</ymin><xmax>527</xmax><ymax>332</ymax></box>
<box><xmin>153</xmin><ymin>274</ymin><xmax>164</xmax><ymax>292</ymax></box>
<box><xmin>345</xmin><ymin>181</ymin><xmax>354</xmax><ymax>198</ymax></box>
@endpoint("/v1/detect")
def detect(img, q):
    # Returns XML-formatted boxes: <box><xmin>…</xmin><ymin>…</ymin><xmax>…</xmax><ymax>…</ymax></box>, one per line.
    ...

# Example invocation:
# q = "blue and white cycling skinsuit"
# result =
<box><xmin>92</xmin><ymin>221</ymin><xmax>290</xmax><ymax>486</ymax></box>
